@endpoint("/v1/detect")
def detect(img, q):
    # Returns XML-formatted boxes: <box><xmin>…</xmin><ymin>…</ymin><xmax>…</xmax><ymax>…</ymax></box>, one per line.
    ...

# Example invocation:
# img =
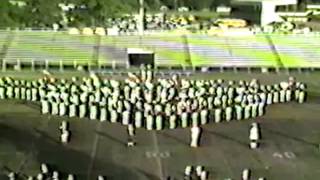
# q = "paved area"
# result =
<box><xmin>0</xmin><ymin>71</ymin><xmax>319</xmax><ymax>180</ymax></box>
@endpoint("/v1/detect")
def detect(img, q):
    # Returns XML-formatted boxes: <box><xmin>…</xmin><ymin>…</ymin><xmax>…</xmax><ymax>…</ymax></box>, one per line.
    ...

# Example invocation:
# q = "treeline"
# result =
<box><xmin>0</xmin><ymin>0</ymin><xmax>311</xmax><ymax>28</ymax></box>
<box><xmin>0</xmin><ymin>0</ymin><xmax>229</xmax><ymax>28</ymax></box>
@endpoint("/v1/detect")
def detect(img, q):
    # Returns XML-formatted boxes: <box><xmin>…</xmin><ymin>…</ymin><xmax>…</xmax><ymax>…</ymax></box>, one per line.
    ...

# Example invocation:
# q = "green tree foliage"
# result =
<box><xmin>23</xmin><ymin>0</ymin><xmax>62</xmax><ymax>28</ymax></box>
<box><xmin>6</xmin><ymin>0</ymin><xmax>314</xmax><ymax>28</ymax></box>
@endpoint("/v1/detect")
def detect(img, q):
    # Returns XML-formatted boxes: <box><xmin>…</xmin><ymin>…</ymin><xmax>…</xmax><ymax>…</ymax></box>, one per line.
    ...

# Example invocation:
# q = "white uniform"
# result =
<box><xmin>192</xmin><ymin>111</ymin><xmax>199</xmax><ymax>127</ymax></box>
<box><xmin>207</xmin><ymin>96</ymin><xmax>214</xmax><ymax>109</ymax></box>
<box><xmin>7</xmin><ymin>86</ymin><xmax>14</xmax><ymax>99</ymax></box>
<box><xmin>124</xmin><ymin>100</ymin><xmax>131</xmax><ymax>111</ymax></box>
<box><xmin>41</xmin><ymin>99</ymin><xmax>49</xmax><ymax>114</ymax></box>
<box><xmin>37</xmin><ymin>173</ymin><xmax>43</xmax><ymax>180</ymax></box>
<box><xmin>298</xmin><ymin>90</ymin><xmax>306</xmax><ymax>103</ymax></box>
<box><xmin>99</xmin><ymin>107</ymin><xmax>107</xmax><ymax>122</ymax></box>
<box><xmin>0</xmin><ymin>86</ymin><xmax>5</xmax><ymax>99</ymax></box>
<box><xmin>244</xmin><ymin>105</ymin><xmax>251</xmax><ymax>119</ymax></box>
<box><xmin>165</xmin><ymin>104</ymin><xmax>172</xmax><ymax>116</ymax></box>
<box><xmin>190</xmin><ymin>126</ymin><xmax>201</xmax><ymax>147</ymax></box>
<box><xmin>61</xmin><ymin>130</ymin><xmax>70</xmax><ymax>144</ymax></box>
<box><xmin>214</xmin><ymin>97</ymin><xmax>221</xmax><ymax>107</ymax></box>
<box><xmin>110</xmin><ymin>110</ymin><xmax>118</xmax><ymax>123</ymax></box>
<box><xmin>8</xmin><ymin>172</ymin><xmax>16</xmax><ymax>180</ymax></box>
<box><xmin>14</xmin><ymin>87</ymin><xmax>20</xmax><ymax>99</ymax></box>
<box><xmin>200</xmin><ymin>171</ymin><xmax>207</xmax><ymax>180</ymax></box>
<box><xmin>31</xmin><ymin>88</ymin><xmax>38</xmax><ymax>101</ymax></box>
<box><xmin>155</xmin><ymin>115</ymin><xmax>163</xmax><ymax>130</ymax></box>
<box><xmin>235</xmin><ymin>105</ymin><xmax>243</xmax><ymax>120</ymax></box>
<box><xmin>51</xmin><ymin>101</ymin><xmax>59</xmax><ymax>115</ymax></box>
<box><xmin>67</xmin><ymin>174</ymin><xmax>74</xmax><ymax>180</ymax></box>
<box><xmin>97</xmin><ymin>175</ymin><xmax>105</xmax><ymax>180</ymax></box>
<box><xmin>266</xmin><ymin>92</ymin><xmax>272</xmax><ymax>105</ymax></box>
<box><xmin>273</xmin><ymin>91</ymin><xmax>279</xmax><ymax>104</ymax></box>
<box><xmin>200</xmin><ymin>109</ymin><xmax>208</xmax><ymax>125</ymax></box>
<box><xmin>225</xmin><ymin>106</ymin><xmax>232</xmax><ymax>122</ymax></box>
<box><xmin>258</xmin><ymin>102</ymin><xmax>265</xmax><ymax>116</ymax></box>
<box><xmin>249</xmin><ymin>123</ymin><xmax>260</xmax><ymax>149</ymax></box>
<box><xmin>280</xmin><ymin>89</ymin><xmax>286</xmax><ymax>103</ymax></box>
<box><xmin>52</xmin><ymin>171</ymin><xmax>59</xmax><ymax>180</ymax></box>
<box><xmin>128</xmin><ymin>124</ymin><xmax>135</xmax><ymax>137</ymax></box>
<box><xmin>69</xmin><ymin>104</ymin><xmax>77</xmax><ymax>117</ymax></box>
<box><xmin>196</xmin><ymin>165</ymin><xmax>203</xmax><ymax>176</ymax></box>
<box><xmin>40</xmin><ymin>163</ymin><xmax>49</xmax><ymax>174</ymax></box>
<box><xmin>184</xmin><ymin>166</ymin><xmax>192</xmax><ymax>177</ymax></box>
<box><xmin>122</xmin><ymin>111</ymin><xmax>130</xmax><ymax>125</ymax></box>
<box><xmin>134</xmin><ymin>111</ymin><xmax>143</xmax><ymax>128</ymax></box>
<box><xmin>216</xmin><ymin>86</ymin><xmax>223</xmax><ymax>97</ymax></box>
<box><xmin>286</xmin><ymin>89</ymin><xmax>292</xmax><ymax>102</ymax></box>
<box><xmin>169</xmin><ymin>115</ymin><xmax>177</xmax><ymax>129</ymax></box>
<box><xmin>295</xmin><ymin>88</ymin><xmax>300</xmax><ymax>101</ymax></box>
<box><xmin>79</xmin><ymin>104</ymin><xmax>87</xmax><ymax>118</ymax></box>
<box><xmin>59</xmin><ymin>103</ymin><xmax>67</xmax><ymax>116</ymax></box>
<box><xmin>259</xmin><ymin>92</ymin><xmax>266</xmax><ymax>103</ymax></box>
<box><xmin>214</xmin><ymin>108</ymin><xmax>222</xmax><ymax>123</ymax></box>
<box><xmin>221</xmin><ymin>95</ymin><xmax>228</xmax><ymax>108</ymax></box>
<box><xmin>21</xmin><ymin>87</ymin><xmax>26</xmax><ymax>100</ymax></box>
<box><xmin>59</xmin><ymin>121</ymin><xmax>68</xmax><ymax>132</ymax></box>
<box><xmin>89</xmin><ymin>104</ymin><xmax>98</xmax><ymax>120</ymax></box>
<box><xmin>146</xmin><ymin>115</ymin><xmax>154</xmax><ymax>130</ymax></box>
<box><xmin>116</xmin><ymin>100</ymin><xmax>123</xmax><ymax>113</ymax></box>
<box><xmin>181</xmin><ymin>112</ymin><xmax>188</xmax><ymax>128</ymax></box>
<box><xmin>227</xmin><ymin>87</ymin><xmax>234</xmax><ymax>99</ymax></box>
<box><xmin>251</xmin><ymin>103</ymin><xmax>258</xmax><ymax>118</ymax></box>
<box><xmin>154</xmin><ymin>104</ymin><xmax>163</xmax><ymax>115</ymax></box>
<box><xmin>242</xmin><ymin>169</ymin><xmax>250</xmax><ymax>180</ymax></box>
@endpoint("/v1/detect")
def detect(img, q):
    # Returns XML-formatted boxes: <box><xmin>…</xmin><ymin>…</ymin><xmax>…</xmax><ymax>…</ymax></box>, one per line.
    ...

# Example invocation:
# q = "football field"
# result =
<box><xmin>0</xmin><ymin>71</ymin><xmax>319</xmax><ymax>180</ymax></box>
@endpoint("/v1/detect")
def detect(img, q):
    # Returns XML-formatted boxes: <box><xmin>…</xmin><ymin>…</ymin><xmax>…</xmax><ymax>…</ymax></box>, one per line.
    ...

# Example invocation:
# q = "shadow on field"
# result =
<box><xmin>95</xmin><ymin>130</ymin><xmax>126</xmax><ymax>145</ymax></box>
<box><xmin>0</xmin><ymin>123</ymin><xmax>151</xmax><ymax>180</ymax></box>
<box><xmin>263</xmin><ymin>127</ymin><xmax>318</xmax><ymax>148</ymax></box>
<box><xmin>160</xmin><ymin>132</ymin><xmax>189</xmax><ymax>146</ymax></box>
<box><xmin>205</xmin><ymin>129</ymin><xmax>248</xmax><ymax>147</ymax></box>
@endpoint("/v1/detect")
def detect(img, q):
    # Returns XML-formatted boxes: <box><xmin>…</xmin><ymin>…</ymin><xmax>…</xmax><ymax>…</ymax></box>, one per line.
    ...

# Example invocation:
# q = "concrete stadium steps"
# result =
<box><xmin>187</xmin><ymin>36</ymin><xmax>278</xmax><ymax>67</ymax></box>
<box><xmin>100</xmin><ymin>45</ymin><xmax>127</xmax><ymax>66</ymax></box>
<box><xmin>148</xmin><ymin>39</ymin><xmax>187</xmax><ymax>66</ymax></box>
<box><xmin>1</xmin><ymin>31</ymin><xmax>320</xmax><ymax>68</ymax></box>
<box><xmin>4</xmin><ymin>32</ymin><xmax>96</xmax><ymax>65</ymax></box>
<box><xmin>0</xmin><ymin>31</ymin><xmax>9</xmax><ymax>48</ymax></box>
<box><xmin>0</xmin><ymin>31</ymin><xmax>10</xmax><ymax>59</ymax></box>
<box><xmin>270</xmin><ymin>35</ymin><xmax>320</xmax><ymax>68</ymax></box>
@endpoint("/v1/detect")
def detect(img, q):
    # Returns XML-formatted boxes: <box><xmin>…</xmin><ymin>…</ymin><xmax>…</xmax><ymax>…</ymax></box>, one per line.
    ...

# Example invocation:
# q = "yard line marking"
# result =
<box><xmin>87</xmin><ymin>123</ymin><xmax>102</xmax><ymax>180</ymax></box>
<box><xmin>152</xmin><ymin>131</ymin><xmax>166</xmax><ymax>180</ymax></box>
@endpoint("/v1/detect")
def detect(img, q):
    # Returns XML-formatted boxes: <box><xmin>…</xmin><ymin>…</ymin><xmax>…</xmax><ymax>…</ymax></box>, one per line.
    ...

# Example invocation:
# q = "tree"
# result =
<box><xmin>24</xmin><ymin>0</ymin><xmax>62</xmax><ymax>28</ymax></box>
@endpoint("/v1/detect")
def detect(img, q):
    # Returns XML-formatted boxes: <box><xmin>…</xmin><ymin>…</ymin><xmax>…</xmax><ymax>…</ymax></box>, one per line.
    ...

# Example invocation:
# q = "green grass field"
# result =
<box><xmin>0</xmin><ymin>71</ymin><xmax>319</xmax><ymax>180</ymax></box>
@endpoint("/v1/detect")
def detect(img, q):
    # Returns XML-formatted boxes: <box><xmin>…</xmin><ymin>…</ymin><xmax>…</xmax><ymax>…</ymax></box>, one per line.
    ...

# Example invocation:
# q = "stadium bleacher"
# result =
<box><xmin>0</xmin><ymin>31</ymin><xmax>320</xmax><ymax>69</ymax></box>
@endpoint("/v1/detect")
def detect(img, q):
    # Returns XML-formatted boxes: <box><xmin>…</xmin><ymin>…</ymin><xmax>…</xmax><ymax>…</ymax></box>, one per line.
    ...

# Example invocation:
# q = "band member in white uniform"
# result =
<box><xmin>249</xmin><ymin>123</ymin><xmax>260</xmax><ymax>149</ymax></box>
<box><xmin>190</xmin><ymin>125</ymin><xmax>202</xmax><ymax>148</ymax></box>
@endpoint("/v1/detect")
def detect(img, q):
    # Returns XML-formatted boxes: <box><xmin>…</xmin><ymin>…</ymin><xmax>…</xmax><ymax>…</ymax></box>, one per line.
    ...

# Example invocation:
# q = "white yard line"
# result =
<box><xmin>86</xmin><ymin>123</ymin><xmax>102</xmax><ymax>180</ymax></box>
<box><xmin>152</xmin><ymin>131</ymin><xmax>166</xmax><ymax>180</ymax></box>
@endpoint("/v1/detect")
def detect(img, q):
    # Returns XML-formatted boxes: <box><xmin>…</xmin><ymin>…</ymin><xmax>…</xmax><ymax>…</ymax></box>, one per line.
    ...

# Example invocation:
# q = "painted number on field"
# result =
<box><xmin>145</xmin><ymin>151</ymin><xmax>170</xmax><ymax>159</ymax></box>
<box><xmin>273</xmin><ymin>151</ymin><xmax>296</xmax><ymax>159</ymax></box>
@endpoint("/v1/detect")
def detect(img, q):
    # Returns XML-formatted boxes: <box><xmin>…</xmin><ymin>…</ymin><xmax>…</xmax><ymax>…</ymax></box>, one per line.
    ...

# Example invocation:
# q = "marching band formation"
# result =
<box><xmin>7</xmin><ymin>163</ymin><xmax>105</xmax><ymax>180</ymax></box>
<box><xmin>1</xmin><ymin>66</ymin><xmax>307</xmax><ymax>180</ymax></box>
